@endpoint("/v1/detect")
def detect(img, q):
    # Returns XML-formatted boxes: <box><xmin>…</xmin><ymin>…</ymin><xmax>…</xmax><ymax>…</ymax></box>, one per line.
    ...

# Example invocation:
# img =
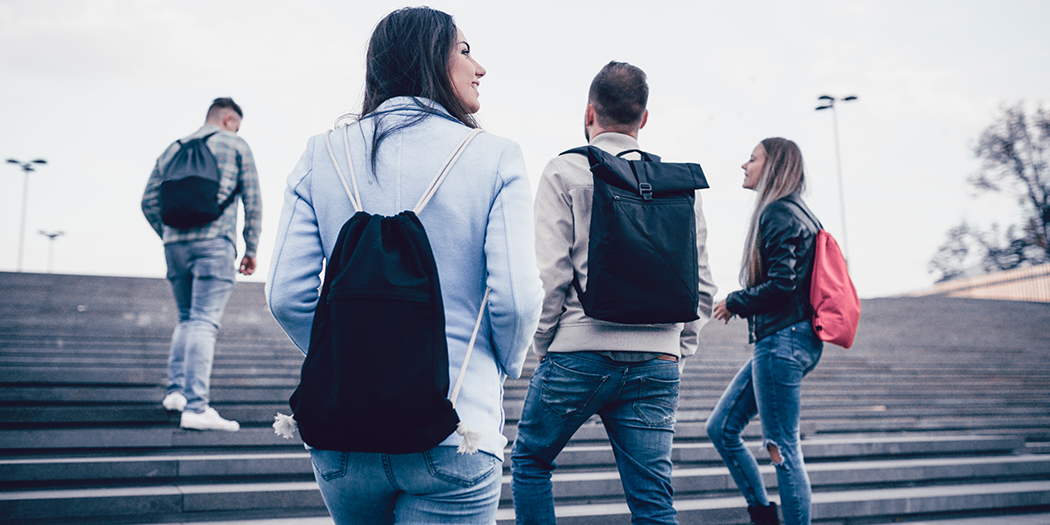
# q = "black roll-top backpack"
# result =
<box><xmin>562</xmin><ymin>146</ymin><xmax>709</xmax><ymax>325</ymax></box>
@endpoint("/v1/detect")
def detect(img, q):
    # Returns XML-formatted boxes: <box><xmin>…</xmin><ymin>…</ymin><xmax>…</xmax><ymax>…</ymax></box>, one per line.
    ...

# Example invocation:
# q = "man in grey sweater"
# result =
<box><xmin>510</xmin><ymin>61</ymin><xmax>716</xmax><ymax>524</ymax></box>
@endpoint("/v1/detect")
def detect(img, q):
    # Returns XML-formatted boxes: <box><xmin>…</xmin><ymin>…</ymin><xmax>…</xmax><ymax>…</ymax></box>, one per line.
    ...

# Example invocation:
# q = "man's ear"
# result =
<box><xmin>638</xmin><ymin>109</ymin><xmax>649</xmax><ymax>130</ymax></box>
<box><xmin>221</xmin><ymin>112</ymin><xmax>240</xmax><ymax>132</ymax></box>
<box><xmin>585</xmin><ymin>104</ymin><xmax>597</xmax><ymax>127</ymax></box>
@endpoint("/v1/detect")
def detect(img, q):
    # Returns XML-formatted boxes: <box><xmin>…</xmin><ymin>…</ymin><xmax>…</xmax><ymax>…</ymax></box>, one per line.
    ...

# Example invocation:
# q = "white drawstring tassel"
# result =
<box><xmin>456</xmin><ymin>421</ymin><xmax>480</xmax><ymax>454</ymax></box>
<box><xmin>273</xmin><ymin>413</ymin><xmax>298</xmax><ymax>439</ymax></box>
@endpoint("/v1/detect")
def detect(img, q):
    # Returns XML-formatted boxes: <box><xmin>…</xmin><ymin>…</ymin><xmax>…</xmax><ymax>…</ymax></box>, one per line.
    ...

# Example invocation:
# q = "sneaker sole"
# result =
<box><xmin>179</xmin><ymin>424</ymin><xmax>240</xmax><ymax>431</ymax></box>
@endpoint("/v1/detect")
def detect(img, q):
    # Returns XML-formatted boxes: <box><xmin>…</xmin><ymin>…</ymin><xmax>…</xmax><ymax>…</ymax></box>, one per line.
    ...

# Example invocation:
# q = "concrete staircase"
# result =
<box><xmin>1</xmin><ymin>272</ymin><xmax>1048</xmax><ymax>524</ymax></box>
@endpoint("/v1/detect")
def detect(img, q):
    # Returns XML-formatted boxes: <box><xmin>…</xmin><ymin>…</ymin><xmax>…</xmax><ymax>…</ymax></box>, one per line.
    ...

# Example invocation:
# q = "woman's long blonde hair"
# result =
<box><xmin>740</xmin><ymin>137</ymin><xmax>807</xmax><ymax>287</ymax></box>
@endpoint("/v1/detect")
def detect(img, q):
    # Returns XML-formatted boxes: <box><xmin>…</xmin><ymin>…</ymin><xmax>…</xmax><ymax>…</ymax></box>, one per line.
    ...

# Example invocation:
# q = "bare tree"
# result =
<box><xmin>930</xmin><ymin>103</ymin><xmax>1050</xmax><ymax>282</ymax></box>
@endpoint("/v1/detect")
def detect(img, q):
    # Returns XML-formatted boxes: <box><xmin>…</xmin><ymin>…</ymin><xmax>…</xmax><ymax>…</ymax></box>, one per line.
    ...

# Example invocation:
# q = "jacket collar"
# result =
<box><xmin>372</xmin><ymin>97</ymin><xmax>456</xmax><ymax>121</ymax></box>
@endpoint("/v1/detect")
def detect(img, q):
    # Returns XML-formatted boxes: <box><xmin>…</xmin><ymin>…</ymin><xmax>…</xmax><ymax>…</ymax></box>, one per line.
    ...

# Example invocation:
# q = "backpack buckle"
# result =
<box><xmin>639</xmin><ymin>182</ymin><xmax>653</xmax><ymax>201</ymax></box>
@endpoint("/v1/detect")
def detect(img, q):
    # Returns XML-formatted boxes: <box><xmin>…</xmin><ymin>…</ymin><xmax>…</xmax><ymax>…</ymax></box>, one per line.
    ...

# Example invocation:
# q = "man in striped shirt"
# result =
<box><xmin>141</xmin><ymin>97</ymin><xmax>262</xmax><ymax>431</ymax></box>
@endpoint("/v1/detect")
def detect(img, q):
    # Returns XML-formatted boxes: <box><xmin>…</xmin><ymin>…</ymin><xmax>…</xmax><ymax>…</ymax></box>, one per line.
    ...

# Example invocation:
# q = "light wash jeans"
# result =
<box><xmin>511</xmin><ymin>352</ymin><xmax>680</xmax><ymax>525</ymax></box>
<box><xmin>164</xmin><ymin>237</ymin><xmax>236</xmax><ymax>413</ymax></box>
<box><xmin>706</xmin><ymin>320</ymin><xmax>823</xmax><ymax>525</ymax></box>
<box><xmin>308</xmin><ymin>445</ymin><xmax>503</xmax><ymax>524</ymax></box>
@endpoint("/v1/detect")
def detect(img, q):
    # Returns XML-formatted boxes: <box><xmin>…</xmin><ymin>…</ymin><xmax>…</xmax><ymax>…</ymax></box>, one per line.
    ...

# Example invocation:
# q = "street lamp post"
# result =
<box><xmin>5</xmin><ymin>158</ymin><xmax>47</xmax><ymax>272</ymax></box>
<box><xmin>815</xmin><ymin>95</ymin><xmax>857</xmax><ymax>264</ymax></box>
<box><xmin>38</xmin><ymin>230</ymin><xmax>65</xmax><ymax>274</ymax></box>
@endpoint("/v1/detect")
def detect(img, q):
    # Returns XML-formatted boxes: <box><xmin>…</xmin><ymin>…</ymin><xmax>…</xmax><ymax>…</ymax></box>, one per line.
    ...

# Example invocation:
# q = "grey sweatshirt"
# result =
<box><xmin>532</xmin><ymin>132</ymin><xmax>717</xmax><ymax>364</ymax></box>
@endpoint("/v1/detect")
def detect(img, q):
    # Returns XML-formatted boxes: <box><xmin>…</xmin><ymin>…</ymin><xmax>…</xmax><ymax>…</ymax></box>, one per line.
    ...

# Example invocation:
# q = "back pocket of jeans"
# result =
<box><xmin>425</xmin><ymin>449</ymin><xmax>501</xmax><ymax>487</ymax></box>
<box><xmin>632</xmin><ymin>376</ymin><xmax>679</xmax><ymax>428</ymax></box>
<box><xmin>310</xmin><ymin>449</ymin><xmax>349</xmax><ymax>481</ymax></box>
<box><xmin>540</xmin><ymin>359</ymin><xmax>608</xmax><ymax>418</ymax></box>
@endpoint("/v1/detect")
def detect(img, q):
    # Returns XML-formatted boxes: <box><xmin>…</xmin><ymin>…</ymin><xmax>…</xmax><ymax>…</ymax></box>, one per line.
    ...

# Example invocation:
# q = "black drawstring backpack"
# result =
<box><xmin>159</xmin><ymin>132</ymin><xmax>240</xmax><ymax>229</ymax></box>
<box><xmin>274</xmin><ymin>127</ymin><xmax>488</xmax><ymax>454</ymax></box>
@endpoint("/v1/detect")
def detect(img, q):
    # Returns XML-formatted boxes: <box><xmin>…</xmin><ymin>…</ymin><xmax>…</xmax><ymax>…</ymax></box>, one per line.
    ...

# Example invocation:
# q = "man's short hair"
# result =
<box><xmin>207</xmin><ymin>97</ymin><xmax>243</xmax><ymax>120</ymax></box>
<box><xmin>588</xmin><ymin>61</ymin><xmax>648</xmax><ymax>128</ymax></box>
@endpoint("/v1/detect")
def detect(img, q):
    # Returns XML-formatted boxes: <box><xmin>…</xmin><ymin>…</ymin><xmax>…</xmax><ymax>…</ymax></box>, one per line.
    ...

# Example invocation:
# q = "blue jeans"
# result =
<box><xmin>511</xmin><ymin>352</ymin><xmax>680</xmax><ymax>525</ymax></box>
<box><xmin>308</xmin><ymin>445</ymin><xmax>503</xmax><ymax>524</ymax></box>
<box><xmin>164</xmin><ymin>237</ymin><xmax>236</xmax><ymax>413</ymax></box>
<box><xmin>705</xmin><ymin>320</ymin><xmax>823</xmax><ymax>525</ymax></box>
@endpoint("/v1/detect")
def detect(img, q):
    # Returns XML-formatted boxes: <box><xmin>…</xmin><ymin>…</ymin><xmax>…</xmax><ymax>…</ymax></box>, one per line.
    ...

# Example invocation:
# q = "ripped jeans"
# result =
<box><xmin>706</xmin><ymin>320</ymin><xmax>823</xmax><ymax>525</ymax></box>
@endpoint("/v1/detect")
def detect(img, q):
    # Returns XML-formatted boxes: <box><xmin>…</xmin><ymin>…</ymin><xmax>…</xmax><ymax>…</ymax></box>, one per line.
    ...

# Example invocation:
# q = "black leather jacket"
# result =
<box><xmin>726</xmin><ymin>195</ymin><xmax>820</xmax><ymax>343</ymax></box>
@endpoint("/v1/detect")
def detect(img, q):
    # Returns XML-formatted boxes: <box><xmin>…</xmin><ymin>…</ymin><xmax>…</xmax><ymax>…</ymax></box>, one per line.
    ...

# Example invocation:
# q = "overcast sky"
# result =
<box><xmin>1</xmin><ymin>0</ymin><xmax>1048</xmax><ymax>300</ymax></box>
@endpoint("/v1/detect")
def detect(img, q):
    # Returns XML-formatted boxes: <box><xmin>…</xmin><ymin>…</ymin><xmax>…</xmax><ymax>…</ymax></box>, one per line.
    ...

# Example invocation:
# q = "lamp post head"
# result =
<box><xmin>817</xmin><ymin>94</ymin><xmax>859</xmax><ymax>111</ymax></box>
<box><xmin>6</xmin><ymin>158</ymin><xmax>47</xmax><ymax>172</ymax></box>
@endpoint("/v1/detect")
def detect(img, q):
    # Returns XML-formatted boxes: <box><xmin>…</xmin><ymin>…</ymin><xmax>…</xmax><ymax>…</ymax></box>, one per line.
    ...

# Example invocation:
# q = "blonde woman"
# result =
<box><xmin>709</xmin><ymin>138</ymin><xmax>824</xmax><ymax>525</ymax></box>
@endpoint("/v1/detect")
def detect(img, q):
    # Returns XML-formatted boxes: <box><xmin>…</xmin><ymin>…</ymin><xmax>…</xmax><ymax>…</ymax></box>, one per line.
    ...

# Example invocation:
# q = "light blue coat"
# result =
<box><xmin>266</xmin><ymin>97</ymin><xmax>542</xmax><ymax>457</ymax></box>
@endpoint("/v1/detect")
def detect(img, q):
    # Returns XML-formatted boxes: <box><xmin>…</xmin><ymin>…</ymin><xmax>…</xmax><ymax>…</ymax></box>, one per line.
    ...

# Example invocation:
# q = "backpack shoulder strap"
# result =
<box><xmin>324</xmin><ymin>127</ymin><xmax>483</xmax><ymax>215</ymax></box>
<box><xmin>413</xmin><ymin>128</ymin><xmax>483</xmax><ymax>214</ymax></box>
<box><xmin>449</xmin><ymin>286</ymin><xmax>490</xmax><ymax>407</ymax></box>
<box><xmin>324</xmin><ymin>127</ymin><xmax>363</xmax><ymax>213</ymax></box>
<box><xmin>175</xmin><ymin>130</ymin><xmax>219</xmax><ymax>147</ymax></box>
<box><xmin>559</xmin><ymin>146</ymin><xmax>659</xmax><ymax>162</ymax></box>
<box><xmin>447</xmin><ymin>284</ymin><xmax>491</xmax><ymax>454</ymax></box>
<box><xmin>783</xmin><ymin>197</ymin><xmax>823</xmax><ymax>231</ymax></box>
<box><xmin>217</xmin><ymin>178</ymin><xmax>242</xmax><ymax>211</ymax></box>
<box><xmin>615</xmin><ymin>148</ymin><xmax>659</xmax><ymax>162</ymax></box>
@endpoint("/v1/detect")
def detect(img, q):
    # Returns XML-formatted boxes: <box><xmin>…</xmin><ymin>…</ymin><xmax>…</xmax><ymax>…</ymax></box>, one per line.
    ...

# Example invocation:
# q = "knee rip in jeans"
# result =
<box><xmin>765</xmin><ymin>440</ymin><xmax>783</xmax><ymax>465</ymax></box>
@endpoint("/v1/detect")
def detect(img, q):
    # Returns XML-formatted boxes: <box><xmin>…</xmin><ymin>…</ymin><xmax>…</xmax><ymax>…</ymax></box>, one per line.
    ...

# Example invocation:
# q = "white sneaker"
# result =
<box><xmin>180</xmin><ymin>406</ymin><xmax>240</xmax><ymax>431</ymax></box>
<box><xmin>162</xmin><ymin>392</ymin><xmax>187</xmax><ymax>412</ymax></box>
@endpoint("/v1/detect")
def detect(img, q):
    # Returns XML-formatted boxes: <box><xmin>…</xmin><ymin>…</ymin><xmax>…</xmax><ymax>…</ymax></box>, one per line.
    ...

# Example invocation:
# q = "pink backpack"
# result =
<box><xmin>809</xmin><ymin>230</ymin><xmax>860</xmax><ymax>348</ymax></box>
<box><xmin>788</xmin><ymin>200</ymin><xmax>861</xmax><ymax>348</ymax></box>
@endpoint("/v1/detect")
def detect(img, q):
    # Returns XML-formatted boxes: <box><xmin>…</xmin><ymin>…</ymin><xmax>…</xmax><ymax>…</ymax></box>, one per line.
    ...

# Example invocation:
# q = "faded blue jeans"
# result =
<box><xmin>164</xmin><ymin>237</ymin><xmax>236</xmax><ymax>413</ymax></box>
<box><xmin>511</xmin><ymin>352</ymin><xmax>680</xmax><ymax>525</ymax></box>
<box><xmin>706</xmin><ymin>320</ymin><xmax>823</xmax><ymax>525</ymax></box>
<box><xmin>308</xmin><ymin>445</ymin><xmax>503</xmax><ymax>524</ymax></box>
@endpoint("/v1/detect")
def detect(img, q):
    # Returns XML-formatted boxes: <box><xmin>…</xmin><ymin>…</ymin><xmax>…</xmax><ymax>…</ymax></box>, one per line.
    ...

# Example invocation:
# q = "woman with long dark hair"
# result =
<box><xmin>708</xmin><ymin>138</ymin><xmax>824</xmax><ymax>525</ymax></box>
<box><xmin>266</xmin><ymin>7</ymin><xmax>541</xmax><ymax>523</ymax></box>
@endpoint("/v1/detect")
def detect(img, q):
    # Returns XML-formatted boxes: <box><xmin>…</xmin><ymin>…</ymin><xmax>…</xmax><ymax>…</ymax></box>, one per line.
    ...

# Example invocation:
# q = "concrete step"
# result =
<box><xmin>500</xmin><ymin>416</ymin><xmax>1050</xmax><ymax>445</ymax></box>
<box><xmin>592</xmin><ymin>434</ymin><xmax>1027</xmax><ymax>469</ymax></box>
<box><xmin>1</xmin><ymin>452</ymin><xmax>314</xmax><ymax>485</ymax></box>
<box><xmin>0</xmin><ymin>427</ymin><xmax>301</xmax><ymax>451</ymax></box>
<box><xmin>119</xmin><ymin>513</ymin><xmax>1050</xmax><ymax>525</ymax></box>
<box><xmin>6</xmin><ymin>477</ymin><xmax>1049</xmax><ymax>524</ymax></box>
<box><xmin>0</xmin><ymin>367</ymin><xmax>298</xmax><ymax>385</ymax></box>
<box><xmin>494</xmin><ymin>481</ymin><xmax>1050</xmax><ymax>525</ymax></box>
<box><xmin>0</xmin><ymin>355</ymin><xmax>301</xmax><ymax>367</ymax></box>
<box><xmin>0</xmin><ymin>386</ymin><xmax>293</xmax><ymax>404</ymax></box>
<box><xmin>867</xmin><ymin>513</ymin><xmax>1050</xmax><ymax>525</ymax></box>
<box><xmin>0</xmin><ymin>404</ymin><xmax>293</xmax><ymax>427</ymax></box>
<box><xmin>8</xmin><ymin>399</ymin><xmax>1044</xmax><ymax>429</ymax></box>
<box><xmin>496</xmin><ymin>455</ymin><xmax>1050</xmax><ymax>505</ymax></box>
<box><xmin>3</xmin><ymin>435</ymin><xmax>1022</xmax><ymax>484</ymax></box>
<box><xmin>4</xmin><ymin>384</ymin><xmax>1044</xmax><ymax>409</ymax></box>
<box><xmin>0</xmin><ymin>481</ymin><xmax>326</xmax><ymax>523</ymax></box>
